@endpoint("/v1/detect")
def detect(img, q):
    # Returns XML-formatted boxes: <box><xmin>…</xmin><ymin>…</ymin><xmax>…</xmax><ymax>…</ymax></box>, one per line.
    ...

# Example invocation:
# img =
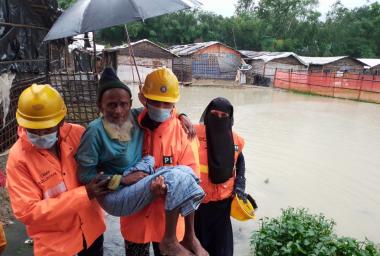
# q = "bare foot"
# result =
<box><xmin>159</xmin><ymin>239</ymin><xmax>194</xmax><ymax>256</ymax></box>
<box><xmin>181</xmin><ymin>236</ymin><xmax>209</xmax><ymax>256</ymax></box>
<box><xmin>150</xmin><ymin>175</ymin><xmax>167</xmax><ymax>197</ymax></box>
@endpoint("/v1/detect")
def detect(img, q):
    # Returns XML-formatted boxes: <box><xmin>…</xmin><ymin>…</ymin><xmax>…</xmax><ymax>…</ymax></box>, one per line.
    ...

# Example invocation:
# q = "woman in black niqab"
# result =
<box><xmin>200</xmin><ymin>97</ymin><xmax>235</xmax><ymax>184</ymax></box>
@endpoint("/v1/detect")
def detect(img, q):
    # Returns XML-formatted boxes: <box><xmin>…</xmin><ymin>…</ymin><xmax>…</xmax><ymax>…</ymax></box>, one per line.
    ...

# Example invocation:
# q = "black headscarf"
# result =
<box><xmin>97</xmin><ymin>67</ymin><xmax>132</xmax><ymax>103</ymax></box>
<box><xmin>201</xmin><ymin>97</ymin><xmax>235</xmax><ymax>184</ymax></box>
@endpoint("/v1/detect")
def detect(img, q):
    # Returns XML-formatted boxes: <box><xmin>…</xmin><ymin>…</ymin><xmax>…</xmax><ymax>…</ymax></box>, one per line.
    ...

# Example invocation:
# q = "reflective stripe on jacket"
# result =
<box><xmin>6</xmin><ymin>123</ymin><xmax>105</xmax><ymax>256</ymax></box>
<box><xmin>120</xmin><ymin>109</ymin><xmax>200</xmax><ymax>243</ymax></box>
<box><xmin>195</xmin><ymin>124</ymin><xmax>245</xmax><ymax>203</ymax></box>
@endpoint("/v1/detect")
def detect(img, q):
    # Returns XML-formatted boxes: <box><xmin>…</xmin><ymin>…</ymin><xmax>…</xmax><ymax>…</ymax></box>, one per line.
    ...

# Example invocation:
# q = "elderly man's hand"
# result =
<box><xmin>85</xmin><ymin>172</ymin><xmax>111</xmax><ymax>200</ymax></box>
<box><xmin>122</xmin><ymin>171</ymin><xmax>148</xmax><ymax>186</ymax></box>
<box><xmin>150</xmin><ymin>175</ymin><xmax>167</xmax><ymax>197</ymax></box>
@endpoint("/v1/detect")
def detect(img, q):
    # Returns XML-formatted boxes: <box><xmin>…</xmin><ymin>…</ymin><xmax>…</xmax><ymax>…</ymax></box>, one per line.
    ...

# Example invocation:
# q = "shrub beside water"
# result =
<box><xmin>250</xmin><ymin>208</ymin><xmax>380</xmax><ymax>256</ymax></box>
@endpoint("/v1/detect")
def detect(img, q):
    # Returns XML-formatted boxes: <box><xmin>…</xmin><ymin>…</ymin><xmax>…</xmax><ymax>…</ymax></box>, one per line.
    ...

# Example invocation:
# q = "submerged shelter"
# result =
<box><xmin>299</xmin><ymin>56</ymin><xmax>366</xmax><ymax>73</ymax></box>
<box><xmin>103</xmin><ymin>39</ymin><xmax>177</xmax><ymax>83</ymax></box>
<box><xmin>358</xmin><ymin>58</ymin><xmax>380</xmax><ymax>75</ymax></box>
<box><xmin>168</xmin><ymin>41</ymin><xmax>242</xmax><ymax>83</ymax></box>
<box><xmin>239</xmin><ymin>51</ymin><xmax>308</xmax><ymax>86</ymax></box>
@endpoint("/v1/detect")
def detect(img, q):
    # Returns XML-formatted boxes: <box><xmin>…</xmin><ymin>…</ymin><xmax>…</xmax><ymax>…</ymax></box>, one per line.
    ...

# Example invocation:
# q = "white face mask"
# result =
<box><xmin>26</xmin><ymin>131</ymin><xmax>58</xmax><ymax>149</ymax></box>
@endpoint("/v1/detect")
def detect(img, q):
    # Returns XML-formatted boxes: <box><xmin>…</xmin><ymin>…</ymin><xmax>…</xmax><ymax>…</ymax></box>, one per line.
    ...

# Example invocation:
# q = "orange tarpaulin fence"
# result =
<box><xmin>274</xmin><ymin>70</ymin><xmax>380</xmax><ymax>103</ymax></box>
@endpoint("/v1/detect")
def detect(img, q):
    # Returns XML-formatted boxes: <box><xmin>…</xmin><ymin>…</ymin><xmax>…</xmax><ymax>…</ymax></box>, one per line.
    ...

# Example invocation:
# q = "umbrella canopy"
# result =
<box><xmin>44</xmin><ymin>0</ymin><xmax>199</xmax><ymax>41</ymax></box>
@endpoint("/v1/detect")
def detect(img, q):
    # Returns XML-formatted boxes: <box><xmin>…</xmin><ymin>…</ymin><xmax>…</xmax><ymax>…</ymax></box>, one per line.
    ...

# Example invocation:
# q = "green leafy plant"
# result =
<box><xmin>251</xmin><ymin>207</ymin><xmax>380</xmax><ymax>256</ymax></box>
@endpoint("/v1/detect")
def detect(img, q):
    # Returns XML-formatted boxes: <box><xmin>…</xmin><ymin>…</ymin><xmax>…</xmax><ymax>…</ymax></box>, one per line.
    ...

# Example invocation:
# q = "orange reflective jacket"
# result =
<box><xmin>6</xmin><ymin>123</ymin><xmax>105</xmax><ymax>256</ymax></box>
<box><xmin>120</xmin><ymin>109</ymin><xmax>199</xmax><ymax>243</ymax></box>
<box><xmin>195</xmin><ymin>124</ymin><xmax>245</xmax><ymax>203</ymax></box>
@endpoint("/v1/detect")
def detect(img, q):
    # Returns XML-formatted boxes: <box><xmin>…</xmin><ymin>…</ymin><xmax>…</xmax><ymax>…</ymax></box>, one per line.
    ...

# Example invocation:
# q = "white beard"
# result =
<box><xmin>102</xmin><ymin>118</ymin><xmax>133</xmax><ymax>142</ymax></box>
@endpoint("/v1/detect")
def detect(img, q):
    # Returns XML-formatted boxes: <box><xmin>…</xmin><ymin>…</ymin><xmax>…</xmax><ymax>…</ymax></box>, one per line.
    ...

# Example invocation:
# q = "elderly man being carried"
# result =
<box><xmin>76</xmin><ymin>68</ymin><xmax>206</xmax><ymax>256</ymax></box>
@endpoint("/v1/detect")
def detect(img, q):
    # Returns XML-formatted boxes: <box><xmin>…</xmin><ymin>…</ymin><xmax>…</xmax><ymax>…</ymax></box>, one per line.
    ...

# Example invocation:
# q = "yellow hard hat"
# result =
<box><xmin>142</xmin><ymin>67</ymin><xmax>180</xmax><ymax>103</ymax></box>
<box><xmin>16</xmin><ymin>84</ymin><xmax>67</xmax><ymax>129</ymax></box>
<box><xmin>230</xmin><ymin>194</ymin><xmax>258</xmax><ymax>221</ymax></box>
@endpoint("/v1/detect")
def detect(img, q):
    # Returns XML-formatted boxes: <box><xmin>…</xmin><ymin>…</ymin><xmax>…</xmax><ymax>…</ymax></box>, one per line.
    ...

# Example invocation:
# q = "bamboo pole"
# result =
<box><xmin>0</xmin><ymin>59</ymin><xmax>47</xmax><ymax>64</ymax></box>
<box><xmin>0</xmin><ymin>22</ymin><xmax>48</xmax><ymax>31</ymax></box>
<box><xmin>93</xmin><ymin>31</ymin><xmax>97</xmax><ymax>73</ymax></box>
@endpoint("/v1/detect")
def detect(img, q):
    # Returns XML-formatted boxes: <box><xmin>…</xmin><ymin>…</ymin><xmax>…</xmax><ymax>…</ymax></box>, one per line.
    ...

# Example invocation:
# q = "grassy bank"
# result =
<box><xmin>251</xmin><ymin>208</ymin><xmax>380</xmax><ymax>255</ymax></box>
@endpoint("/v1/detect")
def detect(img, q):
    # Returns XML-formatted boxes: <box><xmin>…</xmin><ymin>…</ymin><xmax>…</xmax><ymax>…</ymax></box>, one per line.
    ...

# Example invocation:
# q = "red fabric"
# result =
<box><xmin>273</xmin><ymin>70</ymin><xmax>380</xmax><ymax>103</ymax></box>
<box><xmin>0</xmin><ymin>170</ymin><xmax>5</xmax><ymax>187</ymax></box>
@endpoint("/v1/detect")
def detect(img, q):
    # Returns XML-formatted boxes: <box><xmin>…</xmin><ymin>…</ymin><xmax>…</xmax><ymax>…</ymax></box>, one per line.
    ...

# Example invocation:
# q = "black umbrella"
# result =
<box><xmin>44</xmin><ymin>0</ymin><xmax>200</xmax><ymax>41</ymax></box>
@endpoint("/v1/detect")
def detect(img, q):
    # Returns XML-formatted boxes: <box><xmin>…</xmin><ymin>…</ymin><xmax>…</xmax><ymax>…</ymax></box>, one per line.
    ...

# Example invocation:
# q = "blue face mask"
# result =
<box><xmin>147</xmin><ymin>103</ymin><xmax>172</xmax><ymax>123</ymax></box>
<box><xmin>26</xmin><ymin>131</ymin><xmax>58</xmax><ymax>149</ymax></box>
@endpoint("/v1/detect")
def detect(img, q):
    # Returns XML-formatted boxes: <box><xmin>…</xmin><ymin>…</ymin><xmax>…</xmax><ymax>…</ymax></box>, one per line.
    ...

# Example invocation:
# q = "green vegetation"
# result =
<box><xmin>251</xmin><ymin>208</ymin><xmax>380</xmax><ymax>256</ymax></box>
<box><xmin>56</xmin><ymin>0</ymin><xmax>380</xmax><ymax>57</ymax></box>
<box><xmin>57</xmin><ymin>0</ymin><xmax>76</xmax><ymax>10</ymax></box>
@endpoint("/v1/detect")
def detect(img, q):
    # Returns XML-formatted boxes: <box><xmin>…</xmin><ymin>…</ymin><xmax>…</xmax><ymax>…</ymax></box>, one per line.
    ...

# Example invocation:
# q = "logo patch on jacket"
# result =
<box><xmin>37</xmin><ymin>170</ymin><xmax>57</xmax><ymax>185</ymax></box>
<box><xmin>163</xmin><ymin>156</ymin><xmax>173</xmax><ymax>164</ymax></box>
<box><xmin>234</xmin><ymin>144</ymin><xmax>239</xmax><ymax>151</ymax></box>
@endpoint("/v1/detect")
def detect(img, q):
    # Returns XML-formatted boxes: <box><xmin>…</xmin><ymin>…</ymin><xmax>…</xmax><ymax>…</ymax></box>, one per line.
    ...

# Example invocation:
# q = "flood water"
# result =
<box><xmin>3</xmin><ymin>85</ymin><xmax>379</xmax><ymax>256</ymax></box>
<box><xmin>104</xmin><ymin>85</ymin><xmax>380</xmax><ymax>255</ymax></box>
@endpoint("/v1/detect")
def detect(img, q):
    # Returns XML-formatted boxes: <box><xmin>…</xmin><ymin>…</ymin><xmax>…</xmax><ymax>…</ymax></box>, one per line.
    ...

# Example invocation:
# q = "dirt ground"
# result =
<box><xmin>0</xmin><ymin>189</ymin><xmax>13</xmax><ymax>225</ymax></box>
<box><xmin>0</xmin><ymin>153</ymin><xmax>13</xmax><ymax>225</ymax></box>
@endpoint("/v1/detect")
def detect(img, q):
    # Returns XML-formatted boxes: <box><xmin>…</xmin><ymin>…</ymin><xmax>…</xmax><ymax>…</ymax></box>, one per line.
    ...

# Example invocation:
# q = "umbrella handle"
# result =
<box><xmin>124</xmin><ymin>25</ymin><xmax>142</xmax><ymax>92</ymax></box>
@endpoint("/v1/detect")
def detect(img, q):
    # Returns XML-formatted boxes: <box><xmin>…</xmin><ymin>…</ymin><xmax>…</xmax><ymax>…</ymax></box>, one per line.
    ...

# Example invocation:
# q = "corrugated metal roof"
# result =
<box><xmin>299</xmin><ymin>56</ymin><xmax>368</xmax><ymax>66</ymax></box>
<box><xmin>298</xmin><ymin>56</ymin><xmax>350</xmax><ymax>65</ymax></box>
<box><xmin>240</xmin><ymin>51</ymin><xmax>307</xmax><ymax>66</ymax></box>
<box><xmin>168</xmin><ymin>41</ymin><xmax>232</xmax><ymax>56</ymax></box>
<box><xmin>104</xmin><ymin>39</ymin><xmax>177</xmax><ymax>56</ymax></box>
<box><xmin>358</xmin><ymin>58</ymin><xmax>380</xmax><ymax>68</ymax></box>
<box><xmin>239</xmin><ymin>50</ymin><xmax>271</xmax><ymax>59</ymax></box>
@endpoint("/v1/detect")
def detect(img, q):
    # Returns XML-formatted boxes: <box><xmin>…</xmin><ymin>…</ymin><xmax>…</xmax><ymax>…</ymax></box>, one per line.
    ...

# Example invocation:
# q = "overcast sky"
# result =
<box><xmin>200</xmin><ymin>0</ymin><xmax>378</xmax><ymax>17</ymax></box>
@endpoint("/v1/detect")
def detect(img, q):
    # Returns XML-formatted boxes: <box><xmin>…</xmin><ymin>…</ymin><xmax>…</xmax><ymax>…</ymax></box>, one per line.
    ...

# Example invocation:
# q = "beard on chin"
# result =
<box><xmin>102</xmin><ymin>117</ymin><xmax>133</xmax><ymax>142</ymax></box>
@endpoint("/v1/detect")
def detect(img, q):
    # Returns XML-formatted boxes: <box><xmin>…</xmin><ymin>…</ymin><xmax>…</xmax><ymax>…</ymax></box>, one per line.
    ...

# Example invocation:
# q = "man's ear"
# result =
<box><xmin>138</xmin><ymin>92</ymin><xmax>147</xmax><ymax>107</ymax></box>
<box><xmin>57</xmin><ymin>120</ymin><xmax>64</xmax><ymax>139</ymax></box>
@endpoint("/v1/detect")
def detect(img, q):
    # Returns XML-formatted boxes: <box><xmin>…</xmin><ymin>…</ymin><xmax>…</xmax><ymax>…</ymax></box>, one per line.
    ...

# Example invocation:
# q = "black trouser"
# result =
<box><xmin>124</xmin><ymin>241</ymin><xmax>150</xmax><ymax>256</ymax></box>
<box><xmin>194</xmin><ymin>198</ymin><xmax>233</xmax><ymax>256</ymax></box>
<box><xmin>78</xmin><ymin>234</ymin><xmax>104</xmax><ymax>256</ymax></box>
<box><xmin>124</xmin><ymin>241</ymin><xmax>163</xmax><ymax>256</ymax></box>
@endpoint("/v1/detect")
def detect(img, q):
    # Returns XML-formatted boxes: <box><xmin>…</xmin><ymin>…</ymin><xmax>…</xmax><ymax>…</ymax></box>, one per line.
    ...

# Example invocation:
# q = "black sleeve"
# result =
<box><xmin>235</xmin><ymin>152</ymin><xmax>245</xmax><ymax>178</ymax></box>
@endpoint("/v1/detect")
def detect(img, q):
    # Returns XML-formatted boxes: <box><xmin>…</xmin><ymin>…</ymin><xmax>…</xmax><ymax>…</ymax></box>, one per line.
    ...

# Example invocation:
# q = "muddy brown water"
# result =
<box><xmin>3</xmin><ymin>85</ymin><xmax>380</xmax><ymax>256</ymax></box>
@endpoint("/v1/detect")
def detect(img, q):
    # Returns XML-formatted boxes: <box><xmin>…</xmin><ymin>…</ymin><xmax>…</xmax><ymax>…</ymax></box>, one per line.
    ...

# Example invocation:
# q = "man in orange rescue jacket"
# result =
<box><xmin>194</xmin><ymin>97</ymin><xmax>247</xmax><ymax>256</ymax></box>
<box><xmin>6</xmin><ymin>84</ymin><xmax>110</xmax><ymax>256</ymax></box>
<box><xmin>120</xmin><ymin>68</ymin><xmax>208</xmax><ymax>256</ymax></box>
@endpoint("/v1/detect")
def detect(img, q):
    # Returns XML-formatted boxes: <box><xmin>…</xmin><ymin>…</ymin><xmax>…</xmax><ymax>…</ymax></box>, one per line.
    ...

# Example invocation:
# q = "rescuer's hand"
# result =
<box><xmin>85</xmin><ymin>172</ymin><xmax>111</xmax><ymax>200</ymax></box>
<box><xmin>179</xmin><ymin>114</ymin><xmax>196</xmax><ymax>140</ymax></box>
<box><xmin>234</xmin><ymin>175</ymin><xmax>247</xmax><ymax>202</ymax></box>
